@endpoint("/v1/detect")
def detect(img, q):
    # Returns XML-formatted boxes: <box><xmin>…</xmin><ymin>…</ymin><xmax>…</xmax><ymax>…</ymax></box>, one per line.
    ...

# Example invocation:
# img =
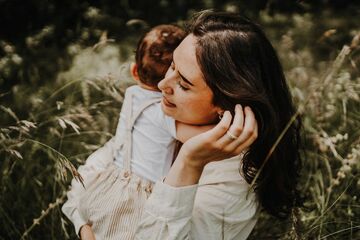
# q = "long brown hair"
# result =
<box><xmin>188</xmin><ymin>10</ymin><xmax>302</xmax><ymax>219</ymax></box>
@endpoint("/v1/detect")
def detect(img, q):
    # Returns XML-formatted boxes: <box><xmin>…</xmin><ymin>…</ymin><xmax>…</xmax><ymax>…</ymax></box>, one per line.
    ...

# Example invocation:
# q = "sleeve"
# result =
<box><xmin>134</xmin><ymin>181</ymin><xmax>197</xmax><ymax>240</ymax></box>
<box><xmin>61</xmin><ymin>137</ymin><xmax>116</xmax><ymax>236</ymax></box>
<box><xmin>135</xmin><ymin>180</ymin><xmax>258</xmax><ymax>240</ymax></box>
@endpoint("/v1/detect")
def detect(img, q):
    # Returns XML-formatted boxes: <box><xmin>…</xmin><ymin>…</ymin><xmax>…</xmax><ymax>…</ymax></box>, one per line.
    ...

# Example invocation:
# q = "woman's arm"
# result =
<box><xmin>135</xmin><ymin>105</ymin><xmax>258</xmax><ymax>239</ymax></box>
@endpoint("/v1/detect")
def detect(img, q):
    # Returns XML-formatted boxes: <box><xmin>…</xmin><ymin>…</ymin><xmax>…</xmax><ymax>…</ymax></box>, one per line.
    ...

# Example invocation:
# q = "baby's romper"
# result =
<box><xmin>77</xmin><ymin>92</ymin><xmax>161</xmax><ymax>240</ymax></box>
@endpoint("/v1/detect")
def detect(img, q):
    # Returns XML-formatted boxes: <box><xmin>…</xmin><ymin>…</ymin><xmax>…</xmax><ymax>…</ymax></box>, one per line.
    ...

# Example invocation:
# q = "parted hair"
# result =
<box><xmin>188</xmin><ymin>10</ymin><xmax>302</xmax><ymax>219</ymax></box>
<box><xmin>135</xmin><ymin>24</ymin><xmax>186</xmax><ymax>88</ymax></box>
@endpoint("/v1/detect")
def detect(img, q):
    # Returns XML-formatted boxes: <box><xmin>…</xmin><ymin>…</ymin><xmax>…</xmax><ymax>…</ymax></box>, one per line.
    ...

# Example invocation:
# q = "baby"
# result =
<box><xmin>62</xmin><ymin>24</ymin><xmax>212</xmax><ymax>240</ymax></box>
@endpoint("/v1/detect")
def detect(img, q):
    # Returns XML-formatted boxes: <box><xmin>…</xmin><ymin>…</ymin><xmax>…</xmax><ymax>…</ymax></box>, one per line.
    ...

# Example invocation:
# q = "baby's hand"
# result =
<box><xmin>80</xmin><ymin>224</ymin><xmax>96</xmax><ymax>240</ymax></box>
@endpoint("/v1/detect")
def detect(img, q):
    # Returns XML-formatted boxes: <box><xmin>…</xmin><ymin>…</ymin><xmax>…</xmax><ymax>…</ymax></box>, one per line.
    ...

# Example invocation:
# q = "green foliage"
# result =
<box><xmin>0</xmin><ymin>5</ymin><xmax>359</xmax><ymax>240</ymax></box>
<box><xmin>248</xmin><ymin>12</ymin><xmax>360</xmax><ymax>240</ymax></box>
<box><xmin>0</xmin><ymin>43</ymin><xmax>135</xmax><ymax>239</ymax></box>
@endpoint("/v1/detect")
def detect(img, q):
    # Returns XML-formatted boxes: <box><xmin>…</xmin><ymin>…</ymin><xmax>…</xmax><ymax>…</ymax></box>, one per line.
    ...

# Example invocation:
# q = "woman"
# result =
<box><xmin>81</xmin><ymin>11</ymin><xmax>301</xmax><ymax>240</ymax></box>
<box><xmin>133</xmin><ymin>10</ymin><xmax>301</xmax><ymax>239</ymax></box>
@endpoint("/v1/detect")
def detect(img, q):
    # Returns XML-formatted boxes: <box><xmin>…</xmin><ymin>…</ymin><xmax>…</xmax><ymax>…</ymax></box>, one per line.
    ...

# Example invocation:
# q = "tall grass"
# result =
<box><xmin>248</xmin><ymin>12</ymin><xmax>360</xmax><ymax>240</ymax></box>
<box><xmin>0</xmin><ymin>41</ymin><xmax>135</xmax><ymax>239</ymax></box>
<box><xmin>0</xmin><ymin>11</ymin><xmax>359</xmax><ymax>240</ymax></box>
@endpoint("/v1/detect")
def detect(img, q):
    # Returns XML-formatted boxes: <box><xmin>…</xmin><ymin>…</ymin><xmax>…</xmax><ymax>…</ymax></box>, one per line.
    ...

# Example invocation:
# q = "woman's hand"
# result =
<box><xmin>181</xmin><ymin>105</ymin><xmax>257</xmax><ymax>168</ymax></box>
<box><xmin>80</xmin><ymin>224</ymin><xmax>96</xmax><ymax>240</ymax></box>
<box><xmin>165</xmin><ymin>105</ymin><xmax>258</xmax><ymax>187</ymax></box>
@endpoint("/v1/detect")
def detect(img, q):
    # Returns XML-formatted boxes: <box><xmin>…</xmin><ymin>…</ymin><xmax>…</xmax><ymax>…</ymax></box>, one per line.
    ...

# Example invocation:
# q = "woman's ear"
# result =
<box><xmin>130</xmin><ymin>63</ymin><xmax>140</xmax><ymax>81</ymax></box>
<box><xmin>215</xmin><ymin>107</ymin><xmax>225</xmax><ymax>119</ymax></box>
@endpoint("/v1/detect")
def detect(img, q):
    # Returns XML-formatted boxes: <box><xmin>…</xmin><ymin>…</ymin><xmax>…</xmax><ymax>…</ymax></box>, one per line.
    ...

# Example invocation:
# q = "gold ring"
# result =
<box><xmin>226</xmin><ymin>131</ymin><xmax>238</xmax><ymax>140</ymax></box>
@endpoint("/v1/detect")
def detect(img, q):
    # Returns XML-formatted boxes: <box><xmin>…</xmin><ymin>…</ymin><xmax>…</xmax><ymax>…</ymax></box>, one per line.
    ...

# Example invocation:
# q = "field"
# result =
<box><xmin>0</xmin><ymin>2</ymin><xmax>359</xmax><ymax>239</ymax></box>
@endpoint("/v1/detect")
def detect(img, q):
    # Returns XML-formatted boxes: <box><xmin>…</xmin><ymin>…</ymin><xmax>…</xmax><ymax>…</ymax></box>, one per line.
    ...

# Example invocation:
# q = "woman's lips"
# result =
<box><xmin>162</xmin><ymin>96</ymin><xmax>176</xmax><ymax>108</ymax></box>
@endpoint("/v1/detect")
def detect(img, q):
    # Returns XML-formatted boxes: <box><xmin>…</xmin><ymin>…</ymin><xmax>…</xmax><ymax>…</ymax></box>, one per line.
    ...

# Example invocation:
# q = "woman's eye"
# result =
<box><xmin>169</xmin><ymin>62</ymin><xmax>189</xmax><ymax>91</ymax></box>
<box><xmin>177</xmin><ymin>81</ymin><xmax>189</xmax><ymax>91</ymax></box>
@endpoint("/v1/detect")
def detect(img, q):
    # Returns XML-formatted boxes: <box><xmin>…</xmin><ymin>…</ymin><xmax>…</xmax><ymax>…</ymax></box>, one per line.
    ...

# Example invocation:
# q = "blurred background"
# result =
<box><xmin>0</xmin><ymin>0</ymin><xmax>359</xmax><ymax>239</ymax></box>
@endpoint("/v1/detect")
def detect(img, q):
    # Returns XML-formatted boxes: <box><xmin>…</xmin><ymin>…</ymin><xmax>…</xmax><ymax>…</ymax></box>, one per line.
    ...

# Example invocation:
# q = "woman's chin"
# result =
<box><xmin>160</xmin><ymin>102</ymin><xmax>174</xmax><ymax>117</ymax></box>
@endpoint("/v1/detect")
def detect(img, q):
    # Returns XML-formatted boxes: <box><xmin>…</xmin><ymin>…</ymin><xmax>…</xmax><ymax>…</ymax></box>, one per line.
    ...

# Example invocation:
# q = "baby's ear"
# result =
<box><xmin>130</xmin><ymin>63</ymin><xmax>140</xmax><ymax>81</ymax></box>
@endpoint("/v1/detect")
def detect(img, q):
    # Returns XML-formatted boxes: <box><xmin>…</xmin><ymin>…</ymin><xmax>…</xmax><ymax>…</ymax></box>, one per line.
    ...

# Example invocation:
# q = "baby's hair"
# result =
<box><xmin>135</xmin><ymin>24</ymin><xmax>186</xmax><ymax>88</ymax></box>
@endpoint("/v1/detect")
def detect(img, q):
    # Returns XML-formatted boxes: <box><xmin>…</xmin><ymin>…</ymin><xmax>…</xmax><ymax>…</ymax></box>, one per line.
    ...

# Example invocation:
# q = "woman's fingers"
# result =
<box><xmin>234</xmin><ymin>115</ymin><xmax>258</xmax><ymax>154</ymax></box>
<box><xmin>218</xmin><ymin>106</ymin><xmax>257</xmax><ymax>153</ymax></box>
<box><xmin>178</xmin><ymin>106</ymin><xmax>257</xmax><ymax>168</ymax></box>
<box><xmin>229</xmin><ymin>104</ymin><xmax>244</xmax><ymax>136</ymax></box>
<box><xmin>232</xmin><ymin>106</ymin><xmax>257</xmax><ymax>145</ymax></box>
<box><xmin>226</xmin><ymin>104</ymin><xmax>244</xmax><ymax>140</ymax></box>
<box><xmin>205</xmin><ymin>111</ymin><xmax>232</xmax><ymax>140</ymax></box>
<box><xmin>217</xmin><ymin>104</ymin><xmax>244</xmax><ymax>146</ymax></box>
<box><xmin>183</xmin><ymin>105</ymin><xmax>257</xmax><ymax>162</ymax></box>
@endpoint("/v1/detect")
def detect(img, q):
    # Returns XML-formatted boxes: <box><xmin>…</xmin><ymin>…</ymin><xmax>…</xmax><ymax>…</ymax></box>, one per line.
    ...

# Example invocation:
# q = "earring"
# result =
<box><xmin>218</xmin><ymin>111</ymin><xmax>224</xmax><ymax>120</ymax></box>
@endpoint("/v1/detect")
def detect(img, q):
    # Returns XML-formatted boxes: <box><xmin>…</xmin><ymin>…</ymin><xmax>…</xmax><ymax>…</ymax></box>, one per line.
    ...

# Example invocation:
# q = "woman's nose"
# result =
<box><xmin>158</xmin><ymin>75</ymin><xmax>173</xmax><ymax>95</ymax></box>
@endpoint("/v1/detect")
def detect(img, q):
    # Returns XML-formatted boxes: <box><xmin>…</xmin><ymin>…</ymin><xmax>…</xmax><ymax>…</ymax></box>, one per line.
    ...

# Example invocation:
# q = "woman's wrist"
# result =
<box><xmin>180</xmin><ymin>149</ymin><xmax>207</xmax><ymax>170</ymax></box>
<box><xmin>164</xmin><ymin>152</ymin><xmax>205</xmax><ymax>187</ymax></box>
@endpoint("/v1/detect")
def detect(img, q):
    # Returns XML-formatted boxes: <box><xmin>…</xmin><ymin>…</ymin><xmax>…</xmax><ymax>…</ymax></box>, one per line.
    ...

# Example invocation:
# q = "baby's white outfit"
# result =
<box><xmin>62</xmin><ymin>85</ymin><xmax>177</xmax><ymax>239</ymax></box>
<box><xmin>113</xmin><ymin>86</ymin><xmax>176</xmax><ymax>182</ymax></box>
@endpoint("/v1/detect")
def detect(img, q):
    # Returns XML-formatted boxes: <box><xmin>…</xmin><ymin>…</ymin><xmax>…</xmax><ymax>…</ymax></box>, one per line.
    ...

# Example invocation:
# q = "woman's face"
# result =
<box><xmin>158</xmin><ymin>34</ymin><xmax>221</xmax><ymax>125</ymax></box>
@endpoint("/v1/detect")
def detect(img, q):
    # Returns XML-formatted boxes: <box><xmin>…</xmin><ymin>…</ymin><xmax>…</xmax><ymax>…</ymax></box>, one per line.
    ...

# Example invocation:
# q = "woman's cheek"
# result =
<box><xmin>179</xmin><ymin>94</ymin><xmax>193</xmax><ymax>109</ymax></box>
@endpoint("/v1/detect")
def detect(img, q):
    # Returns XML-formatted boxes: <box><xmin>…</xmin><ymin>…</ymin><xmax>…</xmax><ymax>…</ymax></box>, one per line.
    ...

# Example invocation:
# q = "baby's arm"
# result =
<box><xmin>62</xmin><ymin>138</ymin><xmax>115</xmax><ymax>235</ymax></box>
<box><xmin>176</xmin><ymin>121</ymin><xmax>215</xmax><ymax>143</ymax></box>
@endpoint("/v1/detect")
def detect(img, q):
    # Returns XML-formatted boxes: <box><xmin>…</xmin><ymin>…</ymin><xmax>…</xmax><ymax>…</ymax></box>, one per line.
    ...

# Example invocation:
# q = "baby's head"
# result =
<box><xmin>131</xmin><ymin>24</ymin><xmax>186</xmax><ymax>90</ymax></box>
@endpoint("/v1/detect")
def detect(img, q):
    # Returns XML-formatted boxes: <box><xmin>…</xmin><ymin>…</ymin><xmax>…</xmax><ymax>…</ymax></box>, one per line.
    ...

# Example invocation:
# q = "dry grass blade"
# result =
<box><xmin>0</xmin><ymin>105</ymin><xmax>20</xmax><ymax>122</ymax></box>
<box><xmin>25</xmin><ymin>138</ymin><xmax>84</xmax><ymax>186</ymax></box>
<box><xmin>319</xmin><ymin>225</ymin><xmax>360</xmax><ymax>239</ymax></box>
<box><xmin>20</xmin><ymin>193</ymin><xmax>67</xmax><ymax>239</ymax></box>
<box><xmin>249</xmin><ymin>45</ymin><xmax>352</xmax><ymax>191</ymax></box>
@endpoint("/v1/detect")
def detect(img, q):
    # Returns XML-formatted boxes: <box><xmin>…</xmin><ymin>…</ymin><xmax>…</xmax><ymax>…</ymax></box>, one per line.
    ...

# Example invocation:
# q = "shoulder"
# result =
<box><xmin>124</xmin><ymin>85</ymin><xmax>161</xmax><ymax>111</ymax></box>
<box><xmin>141</xmin><ymin>103</ymin><xmax>176</xmax><ymax>136</ymax></box>
<box><xmin>192</xmin><ymin>178</ymin><xmax>258</xmax><ymax>239</ymax></box>
<box><xmin>126</xmin><ymin>85</ymin><xmax>162</xmax><ymax>99</ymax></box>
<box><xmin>142</xmin><ymin>102</ymin><xmax>170</xmax><ymax>123</ymax></box>
<box><xmin>195</xmin><ymin>155</ymin><xmax>258</xmax><ymax>216</ymax></box>
<box><xmin>125</xmin><ymin>85</ymin><xmax>141</xmax><ymax>96</ymax></box>
<box><xmin>199</xmin><ymin>155</ymin><xmax>246</xmax><ymax>184</ymax></box>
